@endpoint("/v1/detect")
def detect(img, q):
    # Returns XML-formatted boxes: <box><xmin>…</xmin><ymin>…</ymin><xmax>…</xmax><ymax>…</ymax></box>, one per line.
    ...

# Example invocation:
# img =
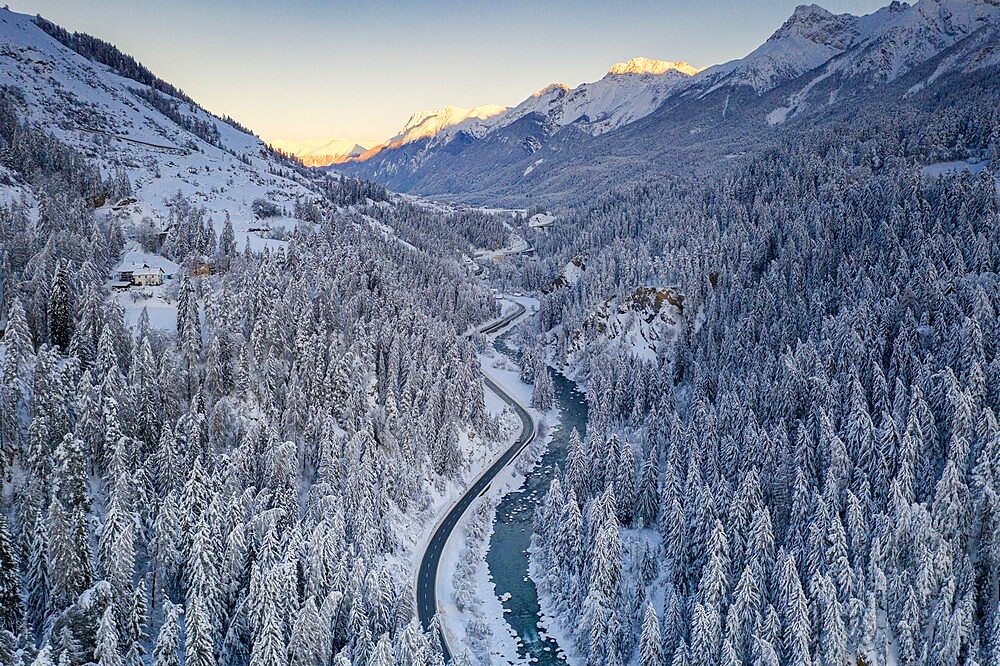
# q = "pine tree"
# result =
<box><xmin>26</xmin><ymin>517</ymin><xmax>49</xmax><ymax>633</ymax></box>
<box><xmin>613</xmin><ymin>441</ymin><xmax>636</xmax><ymax>525</ymax></box>
<box><xmin>99</xmin><ymin>477</ymin><xmax>135</xmax><ymax>616</ymax></box>
<box><xmin>152</xmin><ymin>601</ymin><xmax>181</xmax><ymax>666</ymax></box>
<box><xmin>185</xmin><ymin>512</ymin><xmax>222</xmax><ymax>645</ymax></box>
<box><xmin>0</xmin><ymin>515</ymin><xmax>22</xmax><ymax>634</ymax></box>
<box><xmin>531</xmin><ymin>363</ymin><xmax>555</xmax><ymax>411</ymax></box>
<box><xmin>590</xmin><ymin>489</ymin><xmax>623</xmax><ymax>605</ymax></box>
<box><xmin>393</xmin><ymin>619</ymin><xmax>427</xmax><ymax>666</ymax></box>
<box><xmin>249</xmin><ymin>573</ymin><xmax>285</xmax><ymax>666</ymax></box>
<box><xmin>689</xmin><ymin>602</ymin><xmax>720</xmax><ymax>666</ymax></box>
<box><xmin>698</xmin><ymin>519</ymin><xmax>730</xmax><ymax>611</ymax></box>
<box><xmin>219</xmin><ymin>214</ymin><xmax>236</xmax><ymax>261</ymax></box>
<box><xmin>815</xmin><ymin>574</ymin><xmax>848</xmax><ymax>666</ymax></box>
<box><xmin>0</xmin><ymin>629</ymin><xmax>15</xmax><ymax>666</ymax></box>
<box><xmin>31</xmin><ymin>644</ymin><xmax>54</xmax><ymax>666</ymax></box>
<box><xmin>95</xmin><ymin>605</ymin><xmax>122</xmax><ymax>666</ymax></box>
<box><xmin>778</xmin><ymin>555</ymin><xmax>812</xmax><ymax>666</ymax></box>
<box><xmin>635</xmin><ymin>446</ymin><xmax>660</xmax><ymax>527</ymax></box>
<box><xmin>46</xmin><ymin>496</ymin><xmax>89</xmax><ymax>614</ymax></box>
<box><xmin>48</xmin><ymin>260</ymin><xmax>72</xmax><ymax>350</ymax></box>
<box><xmin>185</xmin><ymin>596</ymin><xmax>217</xmax><ymax>666</ymax></box>
<box><xmin>287</xmin><ymin>597</ymin><xmax>322</xmax><ymax>666</ymax></box>
<box><xmin>366</xmin><ymin>633</ymin><xmax>393</xmax><ymax>666</ymax></box>
<box><xmin>123</xmin><ymin>582</ymin><xmax>148</xmax><ymax>662</ymax></box>
<box><xmin>638</xmin><ymin>602</ymin><xmax>663</xmax><ymax>666</ymax></box>
<box><xmin>563</xmin><ymin>427</ymin><xmax>587</xmax><ymax>498</ymax></box>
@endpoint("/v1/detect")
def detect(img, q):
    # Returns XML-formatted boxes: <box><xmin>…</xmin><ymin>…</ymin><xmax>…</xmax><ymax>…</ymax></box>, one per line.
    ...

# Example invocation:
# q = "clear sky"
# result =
<box><xmin>10</xmin><ymin>0</ymin><xmax>889</xmax><ymax>145</ymax></box>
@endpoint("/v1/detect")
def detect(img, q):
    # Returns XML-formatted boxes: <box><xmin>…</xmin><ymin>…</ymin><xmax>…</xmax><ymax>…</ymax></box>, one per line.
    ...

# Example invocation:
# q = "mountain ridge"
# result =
<box><xmin>336</xmin><ymin>0</ymin><xmax>1000</xmax><ymax>205</ymax></box>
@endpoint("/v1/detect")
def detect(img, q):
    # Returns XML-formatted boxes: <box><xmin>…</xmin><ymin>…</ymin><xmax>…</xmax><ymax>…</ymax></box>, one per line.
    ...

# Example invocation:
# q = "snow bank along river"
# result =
<box><xmin>486</xmin><ymin>332</ymin><xmax>588</xmax><ymax>664</ymax></box>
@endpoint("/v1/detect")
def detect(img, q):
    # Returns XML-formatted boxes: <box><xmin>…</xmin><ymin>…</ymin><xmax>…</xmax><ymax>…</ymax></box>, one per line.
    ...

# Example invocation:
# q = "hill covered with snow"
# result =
<box><xmin>0</xmin><ymin>9</ymin><xmax>323</xmax><ymax>236</ymax></box>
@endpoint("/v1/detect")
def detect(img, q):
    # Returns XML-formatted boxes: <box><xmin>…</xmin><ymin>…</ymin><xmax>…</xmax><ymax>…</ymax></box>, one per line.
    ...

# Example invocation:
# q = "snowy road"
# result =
<box><xmin>416</xmin><ymin>301</ymin><xmax>534</xmax><ymax>661</ymax></box>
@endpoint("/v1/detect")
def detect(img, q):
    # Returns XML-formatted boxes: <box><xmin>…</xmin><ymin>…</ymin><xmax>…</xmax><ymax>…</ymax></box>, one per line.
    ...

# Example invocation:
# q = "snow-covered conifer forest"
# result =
<box><xmin>0</xmin><ymin>2</ymin><xmax>998</xmax><ymax>666</ymax></box>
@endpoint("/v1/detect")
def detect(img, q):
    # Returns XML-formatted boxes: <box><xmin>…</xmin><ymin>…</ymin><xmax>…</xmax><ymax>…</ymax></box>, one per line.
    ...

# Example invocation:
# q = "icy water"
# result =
<box><xmin>485</xmin><ymin>334</ymin><xmax>588</xmax><ymax>665</ymax></box>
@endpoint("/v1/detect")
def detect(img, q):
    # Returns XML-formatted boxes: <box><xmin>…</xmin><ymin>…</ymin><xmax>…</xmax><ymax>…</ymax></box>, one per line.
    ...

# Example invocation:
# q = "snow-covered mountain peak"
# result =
<box><xmin>904</xmin><ymin>0</ymin><xmax>999</xmax><ymax>32</ymax></box>
<box><xmin>479</xmin><ymin>61</ymin><xmax>700</xmax><ymax>138</ymax></box>
<box><xmin>269</xmin><ymin>137</ymin><xmax>368</xmax><ymax>166</ymax></box>
<box><xmin>768</xmin><ymin>3</ymin><xmax>862</xmax><ymax>49</ymax></box>
<box><xmin>532</xmin><ymin>83</ymin><xmax>571</xmax><ymax>98</ymax></box>
<box><xmin>822</xmin><ymin>0</ymin><xmax>1000</xmax><ymax>82</ymax></box>
<box><xmin>699</xmin><ymin>1</ymin><xmax>896</xmax><ymax>92</ymax></box>
<box><xmin>606</xmin><ymin>57</ymin><xmax>701</xmax><ymax>77</ymax></box>
<box><xmin>387</xmin><ymin>104</ymin><xmax>507</xmax><ymax>146</ymax></box>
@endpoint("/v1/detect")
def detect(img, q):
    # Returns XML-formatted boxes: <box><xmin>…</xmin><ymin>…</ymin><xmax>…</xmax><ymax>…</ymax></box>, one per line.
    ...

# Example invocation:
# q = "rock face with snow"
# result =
<box><xmin>542</xmin><ymin>254</ymin><xmax>585</xmax><ymax>293</ymax></box>
<box><xmin>338</xmin><ymin>0</ymin><xmax>1000</xmax><ymax>206</ymax></box>
<box><xmin>565</xmin><ymin>286</ymin><xmax>684</xmax><ymax>365</ymax></box>
<box><xmin>270</xmin><ymin>137</ymin><xmax>368</xmax><ymax>166</ymax></box>
<box><xmin>693</xmin><ymin>3</ymin><xmax>884</xmax><ymax>93</ymax></box>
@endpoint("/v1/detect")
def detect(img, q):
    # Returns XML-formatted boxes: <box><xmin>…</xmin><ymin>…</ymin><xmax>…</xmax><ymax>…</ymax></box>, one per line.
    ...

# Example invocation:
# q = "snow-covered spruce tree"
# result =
<box><xmin>531</xmin><ymin>362</ymin><xmax>555</xmax><ymax>411</ymax></box>
<box><xmin>638</xmin><ymin>602</ymin><xmax>663</xmax><ymax>666</ymax></box>
<box><xmin>152</xmin><ymin>601</ymin><xmax>181</xmax><ymax>666</ymax></box>
<box><xmin>47</xmin><ymin>260</ymin><xmax>72</xmax><ymax>350</ymax></box>
<box><xmin>0</xmin><ymin>515</ymin><xmax>22</xmax><ymax>635</ymax></box>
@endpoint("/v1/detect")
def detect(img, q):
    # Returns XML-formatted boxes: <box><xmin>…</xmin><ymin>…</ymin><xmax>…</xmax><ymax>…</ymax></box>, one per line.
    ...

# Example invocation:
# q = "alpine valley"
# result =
<box><xmin>0</xmin><ymin>2</ymin><xmax>997</xmax><ymax>666</ymax></box>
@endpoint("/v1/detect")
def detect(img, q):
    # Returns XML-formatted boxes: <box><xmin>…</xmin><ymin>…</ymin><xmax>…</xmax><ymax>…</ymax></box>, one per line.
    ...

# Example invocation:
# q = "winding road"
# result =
<box><xmin>416</xmin><ymin>301</ymin><xmax>533</xmax><ymax>662</ymax></box>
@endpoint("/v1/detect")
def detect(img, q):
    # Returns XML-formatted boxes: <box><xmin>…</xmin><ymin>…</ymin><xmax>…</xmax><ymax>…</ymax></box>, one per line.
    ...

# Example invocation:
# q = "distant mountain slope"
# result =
<box><xmin>0</xmin><ymin>8</ymin><xmax>319</xmax><ymax>230</ymax></box>
<box><xmin>337</xmin><ymin>0</ymin><xmax>1000</xmax><ymax>206</ymax></box>
<box><xmin>337</xmin><ymin>57</ymin><xmax>702</xmax><ymax>187</ymax></box>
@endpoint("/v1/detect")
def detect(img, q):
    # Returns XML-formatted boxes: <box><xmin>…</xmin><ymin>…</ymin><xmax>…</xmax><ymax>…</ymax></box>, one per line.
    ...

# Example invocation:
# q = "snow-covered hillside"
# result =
<box><xmin>0</xmin><ymin>9</ymin><xmax>318</xmax><ymax>233</ymax></box>
<box><xmin>0</xmin><ymin>10</ymin><xmax>515</xmax><ymax>666</ymax></box>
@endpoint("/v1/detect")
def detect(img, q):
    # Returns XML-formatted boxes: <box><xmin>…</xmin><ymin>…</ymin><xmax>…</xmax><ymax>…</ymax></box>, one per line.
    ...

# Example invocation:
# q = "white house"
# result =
<box><xmin>117</xmin><ymin>263</ymin><xmax>165</xmax><ymax>287</ymax></box>
<box><xmin>132</xmin><ymin>265</ymin><xmax>165</xmax><ymax>286</ymax></box>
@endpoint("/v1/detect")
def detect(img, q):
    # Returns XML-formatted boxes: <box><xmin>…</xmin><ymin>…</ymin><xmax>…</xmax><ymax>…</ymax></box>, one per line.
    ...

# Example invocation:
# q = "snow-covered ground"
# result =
<box><xmin>922</xmin><ymin>159</ymin><xmax>989</xmax><ymax>177</ymax></box>
<box><xmin>922</xmin><ymin>159</ymin><xmax>999</xmax><ymax>193</ymax></box>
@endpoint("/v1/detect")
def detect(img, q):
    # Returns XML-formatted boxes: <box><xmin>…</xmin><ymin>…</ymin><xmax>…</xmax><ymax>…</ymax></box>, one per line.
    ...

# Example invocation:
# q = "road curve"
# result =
<box><xmin>416</xmin><ymin>301</ymin><xmax>533</xmax><ymax>662</ymax></box>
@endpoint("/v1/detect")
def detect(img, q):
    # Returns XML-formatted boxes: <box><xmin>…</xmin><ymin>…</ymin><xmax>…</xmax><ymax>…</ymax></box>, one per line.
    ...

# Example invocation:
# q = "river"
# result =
<box><xmin>485</xmin><ymin>331</ymin><xmax>588</xmax><ymax>664</ymax></box>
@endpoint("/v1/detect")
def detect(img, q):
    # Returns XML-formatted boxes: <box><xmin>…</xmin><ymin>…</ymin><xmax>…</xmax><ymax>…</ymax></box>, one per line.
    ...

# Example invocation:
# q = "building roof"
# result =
<box><xmin>119</xmin><ymin>262</ymin><xmax>165</xmax><ymax>276</ymax></box>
